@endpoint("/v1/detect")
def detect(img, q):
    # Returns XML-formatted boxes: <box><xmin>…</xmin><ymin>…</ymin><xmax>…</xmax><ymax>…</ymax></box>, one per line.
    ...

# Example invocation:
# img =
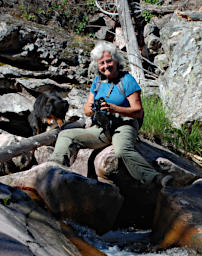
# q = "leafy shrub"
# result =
<box><xmin>142</xmin><ymin>10</ymin><xmax>155</xmax><ymax>22</ymax></box>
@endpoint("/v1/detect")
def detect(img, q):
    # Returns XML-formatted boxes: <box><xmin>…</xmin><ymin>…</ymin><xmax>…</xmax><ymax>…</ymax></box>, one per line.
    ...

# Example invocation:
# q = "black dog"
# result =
<box><xmin>28</xmin><ymin>90</ymin><xmax>69</xmax><ymax>135</ymax></box>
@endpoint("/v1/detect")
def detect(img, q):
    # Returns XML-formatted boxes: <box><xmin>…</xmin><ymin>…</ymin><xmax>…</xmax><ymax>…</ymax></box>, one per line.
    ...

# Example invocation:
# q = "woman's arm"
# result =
<box><xmin>101</xmin><ymin>91</ymin><xmax>143</xmax><ymax>118</ymax></box>
<box><xmin>83</xmin><ymin>92</ymin><xmax>95</xmax><ymax>117</ymax></box>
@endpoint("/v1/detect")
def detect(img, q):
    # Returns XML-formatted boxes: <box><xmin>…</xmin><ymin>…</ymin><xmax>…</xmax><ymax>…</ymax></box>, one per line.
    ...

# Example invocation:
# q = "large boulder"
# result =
<box><xmin>151</xmin><ymin>179</ymin><xmax>202</xmax><ymax>254</ymax></box>
<box><xmin>158</xmin><ymin>14</ymin><xmax>202</xmax><ymax>128</ymax></box>
<box><xmin>0</xmin><ymin>162</ymin><xmax>124</xmax><ymax>235</ymax></box>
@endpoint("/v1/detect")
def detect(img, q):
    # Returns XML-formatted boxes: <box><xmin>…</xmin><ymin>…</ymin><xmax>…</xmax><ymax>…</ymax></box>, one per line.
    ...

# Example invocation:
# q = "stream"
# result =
<box><xmin>66</xmin><ymin>221</ymin><xmax>197</xmax><ymax>256</ymax></box>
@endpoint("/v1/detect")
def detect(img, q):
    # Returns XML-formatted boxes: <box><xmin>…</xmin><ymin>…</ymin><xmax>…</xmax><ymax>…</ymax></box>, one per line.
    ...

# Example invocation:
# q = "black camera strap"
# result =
<box><xmin>106</xmin><ymin>83</ymin><xmax>114</xmax><ymax>98</ymax></box>
<box><xmin>94</xmin><ymin>76</ymin><xmax>125</xmax><ymax>99</ymax></box>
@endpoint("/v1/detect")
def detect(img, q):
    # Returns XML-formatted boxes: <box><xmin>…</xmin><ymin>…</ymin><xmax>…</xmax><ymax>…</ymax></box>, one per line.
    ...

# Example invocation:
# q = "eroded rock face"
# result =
<box><xmin>151</xmin><ymin>179</ymin><xmax>202</xmax><ymax>254</ymax></box>
<box><xmin>0</xmin><ymin>182</ymin><xmax>82</xmax><ymax>256</ymax></box>
<box><xmin>158</xmin><ymin>14</ymin><xmax>202</xmax><ymax>128</ymax></box>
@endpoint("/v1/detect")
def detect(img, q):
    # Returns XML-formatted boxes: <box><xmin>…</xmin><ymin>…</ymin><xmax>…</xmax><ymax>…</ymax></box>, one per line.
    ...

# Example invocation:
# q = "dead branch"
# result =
<box><xmin>95</xmin><ymin>0</ymin><xmax>118</xmax><ymax>16</ymax></box>
<box><xmin>0</xmin><ymin>119</ymin><xmax>85</xmax><ymax>163</ymax></box>
<box><xmin>120</xmin><ymin>50</ymin><xmax>159</xmax><ymax>79</ymax></box>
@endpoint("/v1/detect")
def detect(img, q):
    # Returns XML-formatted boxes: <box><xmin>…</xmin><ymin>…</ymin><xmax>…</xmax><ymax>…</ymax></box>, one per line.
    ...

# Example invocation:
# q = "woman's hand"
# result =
<box><xmin>84</xmin><ymin>92</ymin><xmax>94</xmax><ymax>117</ymax></box>
<box><xmin>100</xmin><ymin>101</ymin><xmax>116</xmax><ymax>113</ymax></box>
<box><xmin>101</xmin><ymin>91</ymin><xmax>143</xmax><ymax>119</ymax></box>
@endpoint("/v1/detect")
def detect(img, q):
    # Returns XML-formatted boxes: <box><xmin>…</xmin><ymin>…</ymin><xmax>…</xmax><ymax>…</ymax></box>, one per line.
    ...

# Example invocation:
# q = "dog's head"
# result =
<box><xmin>34</xmin><ymin>91</ymin><xmax>69</xmax><ymax>121</ymax></box>
<box><xmin>44</xmin><ymin>97</ymin><xmax>69</xmax><ymax>120</ymax></box>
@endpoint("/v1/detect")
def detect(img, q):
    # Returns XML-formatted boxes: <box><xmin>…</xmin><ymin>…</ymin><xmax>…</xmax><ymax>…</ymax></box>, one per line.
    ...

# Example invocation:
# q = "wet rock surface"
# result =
<box><xmin>0</xmin><ymin>182</ymin><xmax>82</xmax><ymax>256</ymax></box>
<box><xmin>151</xmin><ymin>179</ymin><xmax>202</xmax><ymax>254</ymax></box>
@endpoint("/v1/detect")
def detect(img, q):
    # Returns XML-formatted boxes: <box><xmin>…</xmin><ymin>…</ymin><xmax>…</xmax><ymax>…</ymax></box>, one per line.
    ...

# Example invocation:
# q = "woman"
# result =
<box><xmin>49</xmin><ymin>41</ymin><xmax>171</xmax><ymax>186</ymax></box>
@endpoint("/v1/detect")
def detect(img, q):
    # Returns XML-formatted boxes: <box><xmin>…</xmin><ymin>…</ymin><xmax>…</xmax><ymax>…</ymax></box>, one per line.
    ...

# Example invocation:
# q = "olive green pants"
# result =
<box><xmin>49</xmin><ymin>116</ymin><xmax>158</xmax><ymax>185</ymax></box>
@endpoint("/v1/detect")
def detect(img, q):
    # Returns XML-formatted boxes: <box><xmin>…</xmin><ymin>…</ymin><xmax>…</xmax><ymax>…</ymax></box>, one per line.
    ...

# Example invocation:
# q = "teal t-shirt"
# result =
<box><xmin>90</xmin><ymin>73</ymin><xmax>141</xmax><ymax>107</ymax></box>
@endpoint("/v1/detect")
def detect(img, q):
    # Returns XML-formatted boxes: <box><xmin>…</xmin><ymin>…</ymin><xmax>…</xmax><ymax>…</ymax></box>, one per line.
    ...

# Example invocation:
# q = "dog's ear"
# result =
<box><xmin>44</xmin><ymin>99</ymin><xmax>54</xmax><ymax>117</ymax></box>
<box><xmin>62</xmin><ymin>100</ymin><xmax>69</xmax><ymax>112</ymax></box>
<box><xmin>53</xmin><ymin>100</ymin><xmax>69</xmax><ymax>118</ymax></box>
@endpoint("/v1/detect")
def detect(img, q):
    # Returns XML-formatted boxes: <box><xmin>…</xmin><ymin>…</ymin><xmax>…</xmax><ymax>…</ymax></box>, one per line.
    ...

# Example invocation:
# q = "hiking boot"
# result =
<box><xmin>47</xmin><ymin>155</ymin><xmax>70</xmax><ymax>167</ymax></box>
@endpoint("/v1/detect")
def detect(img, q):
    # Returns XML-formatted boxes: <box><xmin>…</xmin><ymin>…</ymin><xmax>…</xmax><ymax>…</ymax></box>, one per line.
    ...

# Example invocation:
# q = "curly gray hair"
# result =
<box><xmin>88</xmin><ymin>41</ymin><xmax>124</xmax><ymax>76</ymax></box>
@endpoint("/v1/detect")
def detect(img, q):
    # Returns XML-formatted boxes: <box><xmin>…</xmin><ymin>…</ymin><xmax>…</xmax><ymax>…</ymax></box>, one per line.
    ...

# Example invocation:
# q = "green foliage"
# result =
<box><xmin>75</xmin><ymin>16</ymin><xmax>89</xmax><ymax>34</ymax></box>
<box><xmin>51</xmin><ymin>2</ymin><xmax>63</xmax><ymax>10</ymax></box>
<box><xmin>18</xmin><ymin>4</ymin><xmax>36</xmax><ymax>21</ymax></box>
<box><xmin>87</xmin><ymin>32</ymin><xmax>96</xmax><ymax>38</ymax></box>
<box><xmin>141</xmin><ymin>95</ymin><xmax>171</xmax><ymax>140</ymax></box>
<box><xmin>21</xmin><ymin>13</ymin><xmax>36</xmax><ymax>21</ymax></box>
<box><xmin>141</xmin><ymin>95</ymin><xmax>202</xmax><ymax>157</ymax></box>
<box><xmin>17</xmin><ymin>1</ymin><xmax>96</xmax><ymax>33</ymax></box>
<box><xmin>144</xmin><ymin>0</ymin><xmax>163</xmax><ymax>4</ymax></box>
<box><xmin>49</xmin><ymin>0</ymin><xmax>95</xmax><ymax>33</ymax></box>
<box><xmin>164</xmin><ymin>121</ymin><xmax>202</xmax><ymax>156</ymax></box>
<box><xmin>2</xmin><ymin>196</ymin><xmax>11</xmax><ymax>206</ymax></box>
<box><xmin>87</xmin><ymin>0</ymin><xmax>96</xmax><ymax>8</ymax></box>
<box><xmin>142</xmin><ymin>10</ymin><xmax>155</xmax><ymax>22</ymax></box>
<box><xmin>36</xmin><ymin>8</ymin><xmax>45</xmax><ymax>15</ymax></box>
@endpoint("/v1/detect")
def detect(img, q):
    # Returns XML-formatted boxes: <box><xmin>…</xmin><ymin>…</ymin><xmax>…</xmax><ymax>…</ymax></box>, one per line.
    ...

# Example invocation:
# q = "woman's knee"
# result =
<box><xmin>57</xmin><ymin>129</ymin><xmax>75</xmax><ymax>139</ymax></box>
<box><xmin>114</xmin><ymin>146</ymin><xmax>129</xmax><ymax>159</ymax></box>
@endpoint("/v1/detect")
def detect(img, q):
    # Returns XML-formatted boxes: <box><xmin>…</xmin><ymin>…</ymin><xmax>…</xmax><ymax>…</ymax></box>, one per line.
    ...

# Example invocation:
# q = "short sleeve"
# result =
<box><xmin>90</xmin><ymin>76</ymin><xmax>100</xmax><ymax>95</ymax></box>
<box><xmin>123</xmin><ymin>73</ymin><xmax>141</xmax><ymax>97</ymax></box>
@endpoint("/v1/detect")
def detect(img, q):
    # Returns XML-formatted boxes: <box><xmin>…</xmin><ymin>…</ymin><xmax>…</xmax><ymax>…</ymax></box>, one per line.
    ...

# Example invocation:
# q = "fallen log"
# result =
<box><xmin>0</xmin><ymin>119</ymin><xmax>85</xmax><ymax>163</ymax></box>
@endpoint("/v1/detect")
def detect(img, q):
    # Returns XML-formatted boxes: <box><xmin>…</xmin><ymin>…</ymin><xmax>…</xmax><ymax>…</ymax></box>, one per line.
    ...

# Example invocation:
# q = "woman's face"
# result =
<box><xmin>97</xmin><ymin>51</ymin><xmax>118</xmax><ymax>79</ymax></box>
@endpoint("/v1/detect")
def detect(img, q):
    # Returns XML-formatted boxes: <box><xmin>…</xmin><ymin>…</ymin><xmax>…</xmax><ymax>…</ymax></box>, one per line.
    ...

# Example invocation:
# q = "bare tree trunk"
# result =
<box><xmin>117</xmin><ymin>0</ymin><xmax>145</xmax><ymax>84</ymax></box>
<box><xmin>0</xmin><ymin>119</ymin><xmax>85</xmax><ymax>163</ymax></box>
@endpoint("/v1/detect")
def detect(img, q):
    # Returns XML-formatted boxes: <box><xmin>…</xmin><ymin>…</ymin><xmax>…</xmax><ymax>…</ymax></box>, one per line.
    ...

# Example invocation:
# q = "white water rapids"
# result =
<box><xmin>65</xmin><ymin>221</ymin><xmax>197</xmax><ymax>256</ymax></box>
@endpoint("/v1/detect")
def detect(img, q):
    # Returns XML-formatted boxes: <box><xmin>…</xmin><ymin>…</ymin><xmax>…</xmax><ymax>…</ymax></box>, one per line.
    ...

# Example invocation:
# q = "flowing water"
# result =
<box><xmin>65</xmin><ymin>221</ymin><xmax>198</xmax><ymax>256</ymax></box>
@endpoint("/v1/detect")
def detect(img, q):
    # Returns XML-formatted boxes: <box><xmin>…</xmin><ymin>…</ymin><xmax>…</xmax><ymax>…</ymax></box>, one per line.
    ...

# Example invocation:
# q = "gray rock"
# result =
<box><xmin>145</xmin><ymin>34</ymin><xmax>162</xmax><ymax>54</ymax></box>
<box><xmin>65</xmin><ymin>86</ymin><xmax>89</xmax><ymax>120</ymax></box>
<box><xmin>154</xmin><ymin>53</ymin><xmax>169</xmax><ymax>73</ymax></box>
<box><xmin>0</xmin><ymin>93</ymin><xmax>33</xmax><ymax>113</ymax></box>
<box><xmin>158</xmin><ymin>15</ymin><xmax>202</xmax><ymax>127</ymax></box>
<box><xmin>0</xmin><ymin>182</ymin><xmax>81</xmax><ymax>256</ymax></box>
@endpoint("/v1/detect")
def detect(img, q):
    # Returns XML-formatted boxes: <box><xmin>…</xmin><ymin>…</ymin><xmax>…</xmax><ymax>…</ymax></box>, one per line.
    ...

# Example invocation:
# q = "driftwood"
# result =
<box><xmin>0</xmin><ymin>119</ymin><xmax>85</xmax><ymax>163</ymax></box>
<box><xmin>117</xmin><ymin>0</ymin><xmax>145</xmax><ymax>84</ymax></box>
